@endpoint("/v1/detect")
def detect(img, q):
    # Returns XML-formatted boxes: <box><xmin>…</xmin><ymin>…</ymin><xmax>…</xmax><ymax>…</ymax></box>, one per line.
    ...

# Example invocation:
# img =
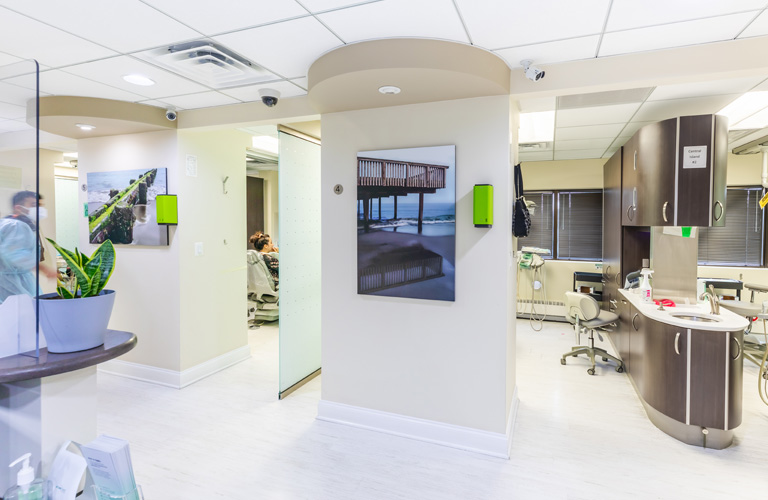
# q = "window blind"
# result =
<box><xmin>557</xmin><ymin>191</ymin><xmax>603</xmax><ymax>261</ymax></box>
<box><xmin>698</xmin><ymin>187</ymin><xmax>764</xmax><ymax>267</ymax></box>
<box><xmin>516</xmin><ymin>191</ymin><xmax>554</xmax><ymax>257</ymax></box>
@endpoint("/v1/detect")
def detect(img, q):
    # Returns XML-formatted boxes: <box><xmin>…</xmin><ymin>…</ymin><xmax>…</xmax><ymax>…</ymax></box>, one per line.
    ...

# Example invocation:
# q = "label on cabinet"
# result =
<box><xmin>683</xmin><ymin>146</ymin><xmax>707</xmax><ymax>169</ymax></box>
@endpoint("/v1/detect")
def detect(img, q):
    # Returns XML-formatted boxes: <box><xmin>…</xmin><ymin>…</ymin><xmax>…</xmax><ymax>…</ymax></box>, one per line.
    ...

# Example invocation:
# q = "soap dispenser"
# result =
<box><xmin>4</xmin><ymin>453</ymin><xmax>47</xmax><ymax>500</ymax></box>
<box><xmin>639</xmin><ymin>269</ymin><xmax>654</xmax><ymax>304</ymax></box>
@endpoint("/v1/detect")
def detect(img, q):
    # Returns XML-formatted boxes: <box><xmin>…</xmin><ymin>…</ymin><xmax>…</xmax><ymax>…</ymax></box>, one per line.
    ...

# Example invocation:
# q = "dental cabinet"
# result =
<box><xmin>620</xmin><ymin>114</ymin><xmax>728</xmax><ymax>228</ymax></box>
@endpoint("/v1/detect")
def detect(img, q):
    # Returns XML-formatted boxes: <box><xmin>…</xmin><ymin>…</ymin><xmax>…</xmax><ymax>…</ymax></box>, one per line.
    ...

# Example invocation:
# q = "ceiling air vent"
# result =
<box><xmin>518</xmin><ymin>142</ymin><xmax>552</xmax><ymax>151</ymax></box>
<box><xmin>136</xmin><ymin>41</ymin><xmax>277</xmax><ymax>89</ymax></box>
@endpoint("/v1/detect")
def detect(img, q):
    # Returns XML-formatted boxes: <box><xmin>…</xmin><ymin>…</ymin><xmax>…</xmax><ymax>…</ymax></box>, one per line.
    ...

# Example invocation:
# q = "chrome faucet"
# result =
<box><xmin>699</xmin><ymin>284</ymin><xmax>720</xmax><ymax>315</ymax></box>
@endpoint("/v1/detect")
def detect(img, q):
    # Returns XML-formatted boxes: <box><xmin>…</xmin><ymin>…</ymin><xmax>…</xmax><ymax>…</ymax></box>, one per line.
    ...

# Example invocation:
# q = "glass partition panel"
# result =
<box><xmin>0</xmin><ymin>59</ymin><xmax>40</xmax><ymax>358</ymax></box>
<box><xmin>278</xmin><ymin>130</ymin><xmax>321</xmax><ymax>397</ymax></box>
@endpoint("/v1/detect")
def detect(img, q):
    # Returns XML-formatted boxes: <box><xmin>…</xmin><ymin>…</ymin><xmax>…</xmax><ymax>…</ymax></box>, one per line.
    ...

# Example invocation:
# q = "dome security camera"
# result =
<box><xmin>259</xmin><ymin>88</ymin><xmax>281</xmax><ymax>107</ymax></box>
<box><xmin>165</xmin><ymin>108</ymin><xmax>177</xmax><ymax>121</ymax></box>
<box><xmin>520</xmin><ymin>60</ymin><xmax>545</xmax><ymax>82</ymax></box>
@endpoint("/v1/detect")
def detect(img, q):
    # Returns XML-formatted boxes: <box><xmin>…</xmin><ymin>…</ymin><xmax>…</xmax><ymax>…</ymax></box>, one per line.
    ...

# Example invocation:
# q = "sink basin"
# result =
<box><xmin>669</xmin><ymin>312</ymin><xmax>721</xmax><ymax>323</ymax></box>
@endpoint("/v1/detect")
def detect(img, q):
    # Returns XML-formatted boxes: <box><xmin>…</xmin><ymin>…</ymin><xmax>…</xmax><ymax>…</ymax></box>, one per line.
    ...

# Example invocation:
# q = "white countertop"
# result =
<box><xmin>619</xmin><ymin>289</ymin><xmax>749</xmax><ymax>332</ymax></box>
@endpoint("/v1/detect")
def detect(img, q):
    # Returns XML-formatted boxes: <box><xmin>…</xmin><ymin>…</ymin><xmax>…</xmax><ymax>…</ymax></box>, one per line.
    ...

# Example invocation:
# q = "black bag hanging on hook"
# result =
<box><xmin>512</xmin><ymin>163</ymin><xmax>531</xmax><ymax>237</ymax></box>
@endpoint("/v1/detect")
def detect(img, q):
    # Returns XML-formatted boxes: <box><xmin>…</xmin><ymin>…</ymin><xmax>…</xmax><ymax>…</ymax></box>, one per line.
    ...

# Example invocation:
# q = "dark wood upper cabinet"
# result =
<box><xmin>603</xmin><ymin>149</ymin><xmax>622</xmax><ymax>311</ymax></box>
<box><xmin>620</xmin><ymin>114</ymin><xmax>727</xmax><ymax>228</ymax></box>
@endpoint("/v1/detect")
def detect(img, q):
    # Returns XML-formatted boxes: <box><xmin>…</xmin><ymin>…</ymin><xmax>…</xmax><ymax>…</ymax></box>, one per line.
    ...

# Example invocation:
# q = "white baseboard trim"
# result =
<box><xmin>317</xmin><ymin>396</ymin><xmax>518</xmax><ymax>459</ymax></box>
<box><xmin>98</xmin><ymin>345</ymin><xmax>251</xmax><ymax>389</ymax></box>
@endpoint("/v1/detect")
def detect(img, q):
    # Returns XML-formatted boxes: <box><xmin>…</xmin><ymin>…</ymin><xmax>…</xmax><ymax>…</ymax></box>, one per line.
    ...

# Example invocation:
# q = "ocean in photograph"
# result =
<box><xmin>87</xmin><ymin>168</ymin><xmax>168</xmax><ymax>246</ymax></box>
<box><xmin>357</xmin><ymin>145</ymin><xmax>456</xmax><ymax>302</ymax></box>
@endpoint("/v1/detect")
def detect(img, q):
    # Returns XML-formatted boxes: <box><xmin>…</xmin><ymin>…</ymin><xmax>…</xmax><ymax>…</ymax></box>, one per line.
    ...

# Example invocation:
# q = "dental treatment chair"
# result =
<box><xmin>720</xmin><ymin>283</ymin><xmax>768</xmax><ymax>366</ymax></box>
<box><xmin>247</xmin><ymin>250</ymin><xmax>279</xmax><ymax>326</ymax></box>
<box><xmin>561</xmin><ymin>292</ymin><xmax>624</xmax><ymax>375</ymax></box>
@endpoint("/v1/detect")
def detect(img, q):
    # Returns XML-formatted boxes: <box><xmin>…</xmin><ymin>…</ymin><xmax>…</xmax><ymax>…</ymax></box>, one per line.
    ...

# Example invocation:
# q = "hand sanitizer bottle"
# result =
<box><xmin>639</xmin><ymin>269</ymin><xmax>654</xmax><ymax>304</ymax></box>
<box><xmin>4</xmin><ymin>453</ymin><xmax>47</xmax><ymax>500</ymax></box>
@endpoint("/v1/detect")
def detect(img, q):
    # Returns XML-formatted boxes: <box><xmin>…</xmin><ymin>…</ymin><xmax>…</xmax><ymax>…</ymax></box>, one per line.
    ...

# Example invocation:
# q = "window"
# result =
<box><xmin>698</xmin><ymin>187</ymin><xmax>764</xmax><ymax>267</ymax></box>
<box><xmin>516</xmin><ymin>190</ymin><xmax>603</xmax><ymax>261</ymax></box>
<box><xmin>557</xmin><ymin>191</ymin><xmax>603</xmax><ymax>261</ymax></box>
<box><xmin>517</xmin><ymin>192</ymin><xmax>554</xmax><ymax>257</ymax></box>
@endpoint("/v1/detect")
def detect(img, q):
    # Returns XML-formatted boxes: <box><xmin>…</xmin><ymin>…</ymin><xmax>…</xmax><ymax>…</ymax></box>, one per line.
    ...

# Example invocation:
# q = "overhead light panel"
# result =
<box><xmin>76</xmin><ymin>123</ymin><xmax>95</xmax><ymax>131</ymax></box>
<box><xmin>519</xmin><ymin>111</ymin><xmax>555</xmax><ymax>143</ymax></box>
<box><xmin>378</xmin><ymin>85</ymin><xmax>401</xmax><ymax>95</ymax></box>
<box><xmin>123</xmin><ymin>74</ymin><xmax>155</xmax><ymax>86</ymax></box>
<box><xmin>718</xmin><ymin>91</ymin><xmax>768</xmax><ymax>129</ymax></box>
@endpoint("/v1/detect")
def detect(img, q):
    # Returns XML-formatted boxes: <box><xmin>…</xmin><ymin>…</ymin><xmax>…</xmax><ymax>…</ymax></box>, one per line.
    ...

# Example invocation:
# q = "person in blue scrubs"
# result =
<box><xmin>0</xmin><ymin>191</ymin><xmax>57</xmax><ymax>304</ymax></box>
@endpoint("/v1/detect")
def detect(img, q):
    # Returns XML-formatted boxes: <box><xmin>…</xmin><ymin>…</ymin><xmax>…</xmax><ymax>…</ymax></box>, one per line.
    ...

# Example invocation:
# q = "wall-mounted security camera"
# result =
<box><xmin>259</xmin><ymin>88</ymin><xmax>281</xmax><ymax>107</ymax></box>
<box><xmin>520</xmin><ymin>60</ymin><xmax>545</xmax><ymax>82</ymax></box>
<box><xmin>165</xmin><ymin>108</ymin><xmax>177</xmax><ymax>121</ymax></box>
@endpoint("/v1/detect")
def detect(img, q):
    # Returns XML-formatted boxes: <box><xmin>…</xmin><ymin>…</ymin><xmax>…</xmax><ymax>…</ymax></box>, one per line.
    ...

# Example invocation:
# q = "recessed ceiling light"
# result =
<box><xmin>378</xmin><ymin>85</ymin><xmax>401</xmax><ymax>95</ymax></box>
<box><xmin>123</xmin><ymin>74</ymin><xmax>155</xmax><ymax>86</ymax></box>
<box><xmin>518</xmin><ymin>111</ymin><xmax>555</xmax><ymax>143</ymax></box>
<box><xmin>76</xmin><ymin>123</ymin><xmax>95</xmax><ymax>131</ymax></box>
<box><xmin>718</xmin><ymin>91</ymin><xmax>768</xmax><ymax>129</ymax></box>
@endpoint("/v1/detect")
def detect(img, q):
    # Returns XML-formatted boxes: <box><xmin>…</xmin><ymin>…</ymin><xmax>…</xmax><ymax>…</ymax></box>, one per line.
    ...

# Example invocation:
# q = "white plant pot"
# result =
<box><xmin>39</xmin><ymin>290</ymin><xmax>116</xmax><ymax>353</ymax></box>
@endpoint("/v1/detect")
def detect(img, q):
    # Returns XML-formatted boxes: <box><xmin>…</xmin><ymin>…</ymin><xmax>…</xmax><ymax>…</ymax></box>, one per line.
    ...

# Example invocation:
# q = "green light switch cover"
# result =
<box><xmin>473</xmin><ymin>184</ymin><xmax>493</xmax><ymax>227</ymax></box>
<box><xmin>156</xmin><ymin>194</ymin><xmax>178</xmax><ymax>225</ymax></box>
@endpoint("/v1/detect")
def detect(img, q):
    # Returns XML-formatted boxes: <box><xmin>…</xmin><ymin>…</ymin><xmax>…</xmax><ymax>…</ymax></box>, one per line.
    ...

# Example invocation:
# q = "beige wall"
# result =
<box><xmin>321</xmin><ymin>95</ymin><xmax>515</xmax><ymax>434</ymax></box>
<box><xmin>176</xmin><ymin>129</ymin><xmax>249</xmax><ymax>370</ymax></box>
<box><xmin>522</xmin><ymin>158</ymin><xmax>606</xmax><ymax>191</ymax></box>
<box><xmin>78</xmin><ymin>131</ymin><xmax>182</xmax><ymax>371</ymax></box>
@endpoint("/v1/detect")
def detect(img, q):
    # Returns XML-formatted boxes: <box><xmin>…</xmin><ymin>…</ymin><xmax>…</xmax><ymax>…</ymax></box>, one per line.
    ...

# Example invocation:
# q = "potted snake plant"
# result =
<box><xmin>39</xmin><ymin>238</ymin><xmax>117</xmax><ymax>353</ymax></box>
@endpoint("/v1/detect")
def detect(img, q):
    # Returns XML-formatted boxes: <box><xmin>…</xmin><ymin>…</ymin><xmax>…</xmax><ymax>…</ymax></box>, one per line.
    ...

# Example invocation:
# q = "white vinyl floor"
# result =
<box><xmin>97</xmin><ymin>320</ymin><xmax>768</xmax><ymax>499</ymax></box>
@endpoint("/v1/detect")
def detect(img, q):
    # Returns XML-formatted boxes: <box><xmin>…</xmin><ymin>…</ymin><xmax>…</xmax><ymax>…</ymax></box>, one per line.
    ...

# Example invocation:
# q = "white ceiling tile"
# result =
<box><xmin>616</xmin><ymin>121</ymin><xmax>654</xmax><ymax>138</ymax></box>
<box><xmin>220</xmin><ymin>81</ymin><xmax>306</xmax><ymax>102</ymax></box>
<box><xmin>554</xmin><ymin>149</ymin><xmax>607</xmax><ymax>160</ymax></box>
<box><xmin>318</xmin><ymin>0</ymin><xmax>468</xmax><ymax>44</ymax></box>
<box><xmin>1</xmin><ymin>0</ymin><xmax>202</xmax><ymax>53</ymax></box>
<box><xmin>606</xmin><ymin>0</ymin><xmax>765</xmax><ymax>31</ymax></box>
<box><xmin>518</xmin><ymin>97</ymin><xmax>556</xmax><ymax>113</ymax></box>
<box><xmin>739</xmin><ymin>9</ymin><xmax>768</xmax><ymax>38</ymax></box>
<box><xmin>603</xmin><ymin>147</ymin><xmax>619</xmax><ymax>158</ymax></box>
<box><xmin>0</xmin><ymin>119</ymin><xmax>29</xmax><ymax>132</ymax></box>
<box><xmin>0</xmin><ymin>7</ymin><xmax>116</xmax><ymax>67</ymax></box>
<box><xmin>161</xmin><ymin>91</ymin><xmax>240</xmax><ymax>109</ymax></box>
<box><xmin>610</xmin><ymin>136</ymin><xmax>630</xmax><ymax>149</ymax></box>
<box><xmin>455</xmin><ymin>0</ymin><xmax>610</xmax><ymax>49</ymax></box>
<box><xmin>301</xmin><ymin>0</ymin><xmax>377</xmax><ymax>12</ymax></box>
<box><xmin>0</xmin><ymin>102</ymin><xmax>26</xmax><ymax>120</ymax></box>
<box><xmin>555</xmin><ymin>138</ymin><xmax>614</xmax><ymax>151</ymax></box>
<box><xmin>556</xmin><ymin>123</ymin><xmax>625</xmax><ymax>141</ymax></box>
<box><xmin>0</xmin><ymin>52</ymin><xmax>23</xmax><ymax>67</ymax></box>
<box><xmin>0</xmin><ymin>82</ymin><xmax>47</xmax><ymax>108</ymax></box>
<box><xmin>600</xmin><ymin>13</ymin><xmax>756</xmax><ymax>57</ymax></box>
<box><xmin>750</xmin><ymin>78</ymin><xmax>768</xmax><ymax>91</ymax></box>
<box><xmin>632</xmin><ymin>94</ymin><xmax>740</xmax><ymax>122</ymax></box>
<box><xmin>291</xmin><ymin>77</ymin><xmax>309</xmax><ymax>90</ymax></box>
<box><xmin>648</xmin><ymin>76</ymin><xmax>765</xmax><ymax>101</ymax></box>
<box><xmin>495</xmin><ymin>36</ymin><xmax>599</xmax><ymax>69</ymax></box>
<box><xmin>213</xmin><ymin>17</ymin><xmax>341</xmax><ymax>78</ymax></box>
<box><xmin>7</xmin><ymin>70</ymin><xmax>147</xmax><ymax>101</ymax></box>
<box><xmin>142</xmin><ymin>0</ymin><xmax>306</xmax><ymax>36</ymax></box>
<box><xmin>518</xmin><ymin>151</ymin><xmax>554</xmax><ymax>162</ymax></box>
<box><xmin>556</xmin><ymin>103</ymin><xmax>640</xmax><ymax>127</ymax></box>
<box><xmin>62</xmin><ymin>56</ymin><xmax>209</xmax><ymax>100</ymax></box>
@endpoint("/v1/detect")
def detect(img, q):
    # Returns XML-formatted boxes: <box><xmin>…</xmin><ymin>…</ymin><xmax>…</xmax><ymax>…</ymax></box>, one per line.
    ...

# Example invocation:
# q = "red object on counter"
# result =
<box><xmin>653</xmin><ymin>299</ymin><xmax>676</xmax><ymax>307</ymax></box>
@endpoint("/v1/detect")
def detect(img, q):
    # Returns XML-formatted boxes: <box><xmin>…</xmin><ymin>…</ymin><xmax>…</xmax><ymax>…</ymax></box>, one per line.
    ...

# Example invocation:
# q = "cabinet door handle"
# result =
<box><xmin>714</xmin><ymin>200</ymin><xmax>724</xmax><ymax>222</ymax></box>
<box><xmin>663</xmin><ymin>201</ymin><xmax>669</xmax><ymax>222</ymax></box>
<box><xmin>626</xmin><ymin>204</ymin><xmax>635</xmax><ymax>221</ymax></box>
<box><xmin>633</xmin><ymin>150</ymin><xmax>637</xmax><ymax>171</ymax></box>
<box><xmin>621</xmin><ymin>299</ymin><xmax>628</xmax><ymax>305</ymax></box>
<box><xmin>675</xmin><ymin>332</ymin><xmax>681</xmax><ymax>355</ymax></box>
<box><xmin>616</xmin><ymin>272</ymin><xmax>622</xmax><ymax>286</ymax></box>
<box><xmin>610</xmin><ymin>299</ymin><xmax>618</xmax><ymax>306</ymax></box>
<box><xmin>731</xmin><ymin>336</ymin><xmax>741</xmax><ymax>360</ymax></box>
<box><xmin>632</xmin><ymin>313</ymin><xmax>639</xmax><ymax>331</ymax></box>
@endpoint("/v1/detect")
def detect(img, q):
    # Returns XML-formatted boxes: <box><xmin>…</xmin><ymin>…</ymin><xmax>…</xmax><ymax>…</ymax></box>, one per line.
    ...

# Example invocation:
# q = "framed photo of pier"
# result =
<box><xmin>87</xmin><ymin>168</ymin><xmax>169</xmax><ymax>246</ymax></box>
<box><xmin>357</xmin><ymin>145</ymin><xmax>455</xmax><ymax>302</ymax></box>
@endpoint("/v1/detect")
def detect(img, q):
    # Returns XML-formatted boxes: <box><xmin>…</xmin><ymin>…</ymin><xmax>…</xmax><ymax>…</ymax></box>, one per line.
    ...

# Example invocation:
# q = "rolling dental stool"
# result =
<box><xmin>561</xmin><ymin>291</ymin><xmax>624</xmax><ymax>375</ymax></box>
<box><xmin>720</xmin><ymin>283</ymin><xmax>768</xmax><ymax>366</ymax></box>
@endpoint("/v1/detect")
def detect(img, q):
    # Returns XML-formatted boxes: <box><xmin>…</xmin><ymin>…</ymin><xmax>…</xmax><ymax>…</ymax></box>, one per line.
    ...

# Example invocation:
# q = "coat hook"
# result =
<box><xmin>222</xmin><ymin>176</ymin><xmax>229</xmax><ymax>194</ymax></box>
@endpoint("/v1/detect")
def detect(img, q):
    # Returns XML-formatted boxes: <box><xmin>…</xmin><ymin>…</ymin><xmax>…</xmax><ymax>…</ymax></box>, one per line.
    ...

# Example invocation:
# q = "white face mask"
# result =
<box><xmin>22</xmin><ymin>206</ymin><xmax>47</xmax><ymax>222</ymax></box>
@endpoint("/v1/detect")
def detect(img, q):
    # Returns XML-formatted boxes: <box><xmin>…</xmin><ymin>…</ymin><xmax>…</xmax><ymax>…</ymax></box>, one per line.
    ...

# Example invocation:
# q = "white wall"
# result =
<box><xmin>176</xmin><ymin>129</ymin><xmax>249</xmax><ymax>370</ymax></box>
<box><xmin>321</xmin><ymin>96</ymin><xmax>515</xmax><ymax>434</ymax></box>
<box><xmin>78</xmin><ymin>131</ymin><xmax>182</xmax><ymax>371</ymax></box>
